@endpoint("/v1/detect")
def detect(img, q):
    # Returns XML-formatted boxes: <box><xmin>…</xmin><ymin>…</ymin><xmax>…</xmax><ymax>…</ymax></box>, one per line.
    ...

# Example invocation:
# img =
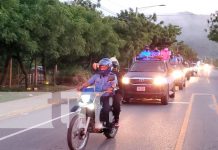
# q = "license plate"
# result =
<box><xmin>136</xmin><ymin>86</ymin><xmax>145</xmax><ymax>91</ymax></box>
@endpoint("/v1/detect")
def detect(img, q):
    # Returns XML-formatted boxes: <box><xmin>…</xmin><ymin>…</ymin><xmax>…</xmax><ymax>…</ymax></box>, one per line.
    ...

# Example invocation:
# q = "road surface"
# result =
<box><xmin>0</xmin><ymin>69</ymin><xmax>218</xmax><ymax>150</ymax></box>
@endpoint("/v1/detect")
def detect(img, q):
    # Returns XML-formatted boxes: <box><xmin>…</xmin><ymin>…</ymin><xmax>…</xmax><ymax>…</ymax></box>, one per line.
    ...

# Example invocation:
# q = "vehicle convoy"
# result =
<box><xmin>171</xmin><ymin>64</ymin><xmax>186</xmax><ymax>90</ymax></box>
<box><xmin>190</xmin><ymin>62</ymin><xmax>199</xmax><ymax>76</ymax></box>
<box><xmin>121</xmin><ymin>57</ymin><xmax>175</xmax><ymax>105</ymax></box>
<box><xmin>67</xmin><ymin>88</ymin><xmax>118</xmax><ymax>150</ymax></box>
<box><xmin>182</xmin><ymin>62</ymin><xmax>192</xmax><ymax>80</ymax></box>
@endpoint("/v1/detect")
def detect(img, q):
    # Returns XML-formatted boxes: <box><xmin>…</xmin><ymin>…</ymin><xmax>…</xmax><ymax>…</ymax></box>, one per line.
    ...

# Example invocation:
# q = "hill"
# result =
<box><xmin>157</xmin><ymin>12</ymin><xmax>218</xmax><ymax>58</ymax></box>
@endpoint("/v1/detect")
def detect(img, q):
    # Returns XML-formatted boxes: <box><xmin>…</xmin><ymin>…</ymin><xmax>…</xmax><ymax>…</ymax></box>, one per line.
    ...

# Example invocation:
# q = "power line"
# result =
<box><xmin>99</xmin><ymin>5</ymin><xmax>117</xmax><ymax>16</ymax></box>
<box><xmin>62</xmin><ymin>0</ymin><xmax>117</xmax><ymax>16</ymax></box>
<box><xmin>89</xmin><ymin>0</ymin><xmax>117</xmax><ymax>16</ymax></box>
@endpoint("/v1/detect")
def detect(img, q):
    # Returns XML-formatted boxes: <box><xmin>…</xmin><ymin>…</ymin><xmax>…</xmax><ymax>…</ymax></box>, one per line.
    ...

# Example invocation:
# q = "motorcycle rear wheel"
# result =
<box><xmin>103</xmin><ymin>126</ymin><xmax>118</xmax><ymax>138</ymax></box>
<box><xmin>67</xmin><ymin>114</ymin><xmax>89</xmax><ymax>150</ymax></box>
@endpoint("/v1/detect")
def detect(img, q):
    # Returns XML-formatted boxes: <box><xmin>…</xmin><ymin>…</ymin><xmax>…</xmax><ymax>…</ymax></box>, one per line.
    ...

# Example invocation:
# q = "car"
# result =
<box><xmin>183</xmin><ymin>63</ymin><xmax>192</xmax><ymax>80</ymax></box>
<box><xmin>190</xmin><ymin>62</ymin><xmax>199</xmax><ymax>76</ymax></box>
<box><xmin>171</xmin><ymin>64</ymin><xmax>186</xmax><ymax>90</ymax></box>
<box><xmin>121</xmin><ymin>59</ymin><xmax>175</xmax><ymax>105</ymax></box>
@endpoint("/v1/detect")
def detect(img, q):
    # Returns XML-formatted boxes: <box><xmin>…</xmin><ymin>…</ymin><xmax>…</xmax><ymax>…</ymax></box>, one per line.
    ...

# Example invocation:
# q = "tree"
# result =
<box><xmin>207</xmin><ymin>11</ymin><xmax>218</xmax><ymax>42</ymax></box>
<box><xmin>69</xmin><ymin>0</ymin><xmax>101</xmax><ymax>9</ymax></box>
<box><xmin>150</xmin><ymin>23</ymin><xmax>181</xmax><ymax>48</ymax></box>
<box><xmin>0</xmin><ymin>0</ymin><xmax>38</xmax><ymax>88</ymax></box>
<box><xmin>113</xmin><ymin>9</ymin><xmax>181</xmax><ymax>66</ymax></box>
<box><xmin>170</xmin><ymin>42</ymin><xmax>198</xmax><ymax>62</ymax></box>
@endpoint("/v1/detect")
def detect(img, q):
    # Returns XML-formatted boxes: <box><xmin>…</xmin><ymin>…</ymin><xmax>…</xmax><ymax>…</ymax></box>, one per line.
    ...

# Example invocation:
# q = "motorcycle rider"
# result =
<box><xmin>78</xmin><ymin>58</ymin><xmax>120</xmax><ymax>126</ymax></box>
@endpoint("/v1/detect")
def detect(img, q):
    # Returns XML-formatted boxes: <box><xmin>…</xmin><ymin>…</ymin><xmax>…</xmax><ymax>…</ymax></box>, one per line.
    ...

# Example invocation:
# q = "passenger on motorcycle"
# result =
<box><xmin>78</xmin><ymin>58</ymin><xmax>120</xmax><ymax>126</ymax></box>
<box><xmin>110</xmin><ymin>57</ymin><xmax>122</xmax><ymax>126</ymax></box>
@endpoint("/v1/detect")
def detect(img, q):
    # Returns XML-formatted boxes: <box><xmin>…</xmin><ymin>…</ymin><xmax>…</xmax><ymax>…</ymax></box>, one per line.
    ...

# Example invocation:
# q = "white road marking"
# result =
<box><xmin>0</xmin><ymin>112</ymin><xmax>74</xmax><ymax>141</ymax></box>
<box><xmin>169</xmin><ymin>101</ymin><xmax>189</xmax><ymax>104</ymax></box>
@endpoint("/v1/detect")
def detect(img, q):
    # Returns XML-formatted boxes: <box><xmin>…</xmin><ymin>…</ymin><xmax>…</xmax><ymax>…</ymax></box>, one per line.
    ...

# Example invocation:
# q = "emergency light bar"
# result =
<box><xmin>135</xmin><ymin>55</ymin><xmax>164</xmax><ymax>61</ymax></box>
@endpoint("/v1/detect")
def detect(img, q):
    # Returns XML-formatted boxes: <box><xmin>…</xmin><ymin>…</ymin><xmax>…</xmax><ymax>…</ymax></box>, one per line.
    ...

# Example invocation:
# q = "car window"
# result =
<box><xmin>130</xmin><ymin>62</ymin><xmax>166</xmax><ymax>72</ymax></box>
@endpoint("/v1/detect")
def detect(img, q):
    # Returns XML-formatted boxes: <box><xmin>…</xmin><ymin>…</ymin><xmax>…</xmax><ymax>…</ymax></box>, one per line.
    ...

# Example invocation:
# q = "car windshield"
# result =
<box><xmin>129</xmin><ymin>61</ymin><xmax>166</xmax><ymax>72</ymax></box>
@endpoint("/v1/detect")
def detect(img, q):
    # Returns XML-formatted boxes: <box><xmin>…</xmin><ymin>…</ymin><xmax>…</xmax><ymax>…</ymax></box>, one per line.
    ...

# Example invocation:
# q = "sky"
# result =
<box><xmin>91</xmin><ymin>0</ymin><xmax>218</xmax><ymax>16</ymax></box>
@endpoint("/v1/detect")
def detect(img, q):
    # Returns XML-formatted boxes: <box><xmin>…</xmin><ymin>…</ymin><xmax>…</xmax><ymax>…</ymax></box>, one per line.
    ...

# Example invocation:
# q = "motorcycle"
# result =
<box><xmin>67</xmin><ymin>87</ymin><xmax>119</xmax><ymax>150</ymax></box>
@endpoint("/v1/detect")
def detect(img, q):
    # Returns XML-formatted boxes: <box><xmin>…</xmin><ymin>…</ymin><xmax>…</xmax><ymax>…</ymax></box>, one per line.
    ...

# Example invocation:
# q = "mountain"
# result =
<box><xmin>157</xmin><ymin>12</ymin><xmax>218</xmax><ymax>58</ymax></box>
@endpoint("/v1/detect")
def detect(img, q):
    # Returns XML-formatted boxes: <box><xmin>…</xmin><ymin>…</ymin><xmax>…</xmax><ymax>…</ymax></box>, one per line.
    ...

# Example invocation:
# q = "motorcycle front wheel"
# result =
<box><xmin>67</xmin><ymin>114</ymin><xmax>89</xmax><ymax>150</ymax></box>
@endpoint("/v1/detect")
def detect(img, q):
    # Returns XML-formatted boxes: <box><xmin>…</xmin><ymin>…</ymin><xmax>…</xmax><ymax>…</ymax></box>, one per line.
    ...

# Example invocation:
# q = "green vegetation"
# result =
<box><xmin>208</xmin><ymin>11</ymin><xmax>218</xmax><ymax>42</ymax></box>
<box><xmin>207</xmin><ymin>11</ymin><xmax>218</xmax><ymax>66</ymax></box>
<box><xmin>170</xmin><ymin>41</ymin><xmax>198</xmax><ymax>62</ymax></box>
<box><xmin>0</xmin><ymin>0</ymin><xmax>198</xmax><ymax>90</ymax></box>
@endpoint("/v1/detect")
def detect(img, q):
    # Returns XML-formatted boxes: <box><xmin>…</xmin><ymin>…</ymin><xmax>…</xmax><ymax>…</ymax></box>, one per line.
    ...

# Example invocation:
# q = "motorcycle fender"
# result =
<box><xmin>70</xmin><ymin>105</ymin><xmax>81</xmax><ymax>112</ymax></box>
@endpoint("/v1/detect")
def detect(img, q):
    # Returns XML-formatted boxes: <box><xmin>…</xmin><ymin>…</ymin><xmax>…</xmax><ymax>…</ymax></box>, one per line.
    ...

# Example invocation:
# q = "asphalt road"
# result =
<box><xmin>1</xmin><ymin>69</ymin><xmax>218</xmax><ymax>150</ymax></box>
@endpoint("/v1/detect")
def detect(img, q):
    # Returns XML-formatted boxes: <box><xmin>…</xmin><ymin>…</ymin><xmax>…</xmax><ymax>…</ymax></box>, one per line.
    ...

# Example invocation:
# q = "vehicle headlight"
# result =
<box><xmin>81</xmin><ymin>95</ymin><xmax>91</xmax><ymax>103</ymax></box>
<box><xmin>172</xmin><ymin>70</ymin><xmax>183</xmax><ymax>79</ymax></box>
<box><xmin>87</xmin><ymin>103</ymin><xmax>95</xmax><ymax>110</ymax></box>
<box><xmin>203</xmin><ymin>64</ymin><xmax>211</xmax><ymax>71</ymax></box>
<box><xmin>153</xmin><ymin>76</ymin><xmax>168</xmax><ymax>85</ymax></box>
<box><xmin>122</xmin><ymin>77</ymin><xmax>130</xmax><ymax>84</ymax></box>
<box><xmin>183</xmin><ymin>68</ymin><xmax>188</xmax><ymax>74</ymax></box>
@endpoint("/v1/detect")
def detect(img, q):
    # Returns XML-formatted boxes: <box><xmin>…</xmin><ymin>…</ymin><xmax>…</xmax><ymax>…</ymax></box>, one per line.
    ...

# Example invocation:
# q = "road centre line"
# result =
<box><xmin>0</xmin><ymin>112</ymin><xmax>74</xmax><ymax>142</ymax></box>
<box><xmin>175</xmin><ymin>93</ymin><xmax>218</xmax><ymax>150</ymax></box>
<box><xmin>207</xmin><ymin>78</ymin><xmax>210</xmax><ymax>83</ymax></box>
<box><xmin>212</xmin><ymin>95</ymin><xmax>218</xmax><ymax>115</ymax></box>
<box><xmin>174</xmin><ymin>94</ymin><xmax>194</xmax><ymax>150</ymax></box>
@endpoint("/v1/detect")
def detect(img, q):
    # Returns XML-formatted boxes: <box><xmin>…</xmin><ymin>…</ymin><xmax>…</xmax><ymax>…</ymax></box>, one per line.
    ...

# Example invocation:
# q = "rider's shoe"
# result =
<box><xmin>115</xmin><ymin>123</ymin><xmax>119</xmax><ymax>127</ymax></box>
<box><xmin>114</xmin><ymin>120</ymin><xmax>119</xmax><ymax>127</ymax></box>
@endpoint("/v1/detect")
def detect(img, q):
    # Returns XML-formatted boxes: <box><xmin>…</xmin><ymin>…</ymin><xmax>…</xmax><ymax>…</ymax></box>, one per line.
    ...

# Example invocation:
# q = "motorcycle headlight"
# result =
<box><xmin>81</xmin><ymin>95</ymin><xmax>91</xmax><ymax>103</ymax></box>
<box><xmin>153</xmin><ymin>76</ymin><xmax>168</xmax><ymax>85</ymax></box>
<box><xmin>122</xmin><ymin>77</ymin><xmax>130</xmax><ymax>84</ymax></box>
<box><xmin>172</xmin><ymin>70</ymin><xmax>183</xmax><ymax>79</ymax></box>
<box><xmin>87</xmin><ymin>103</ymin><xmax>95</xmax><ymax>110</ymax></box>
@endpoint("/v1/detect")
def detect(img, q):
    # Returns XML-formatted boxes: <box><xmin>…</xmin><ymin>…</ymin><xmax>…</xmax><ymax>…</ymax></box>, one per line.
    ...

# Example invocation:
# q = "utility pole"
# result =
<box><xmin>9</xmin><ymin>58</ymin><xmax>12</xmax><ymax>88</ymax></box>
<box><xmin>34</xmin><ymin>57</ymin><xmax>38</xmax><ymax>88</ymax></box>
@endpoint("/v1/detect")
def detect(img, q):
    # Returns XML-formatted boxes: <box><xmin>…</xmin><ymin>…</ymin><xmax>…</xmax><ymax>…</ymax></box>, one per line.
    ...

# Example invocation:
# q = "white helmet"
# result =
<box><xmin>110</xmin><ymin>57</ymin><xmax>119</xmax><ymax>68</ymax></box>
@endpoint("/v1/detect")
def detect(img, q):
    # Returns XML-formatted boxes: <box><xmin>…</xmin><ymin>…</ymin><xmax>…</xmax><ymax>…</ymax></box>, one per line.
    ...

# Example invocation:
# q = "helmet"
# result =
<box><xmin>98</xmin><ymin>58</ymin><xmax>113</xmax><ymax>75</ymax></box>
<box><xmin>110</xmin><ymin>57</ymin><xmax>119</xmax><ymax>68</ymax></box>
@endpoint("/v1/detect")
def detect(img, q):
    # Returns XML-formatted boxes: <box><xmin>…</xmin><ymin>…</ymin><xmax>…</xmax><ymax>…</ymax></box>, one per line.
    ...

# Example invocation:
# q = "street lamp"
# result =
<box><xmin>136</xmin><ymin>4</ymin><xmax>166</xmax><ymax>17</ymax></box>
